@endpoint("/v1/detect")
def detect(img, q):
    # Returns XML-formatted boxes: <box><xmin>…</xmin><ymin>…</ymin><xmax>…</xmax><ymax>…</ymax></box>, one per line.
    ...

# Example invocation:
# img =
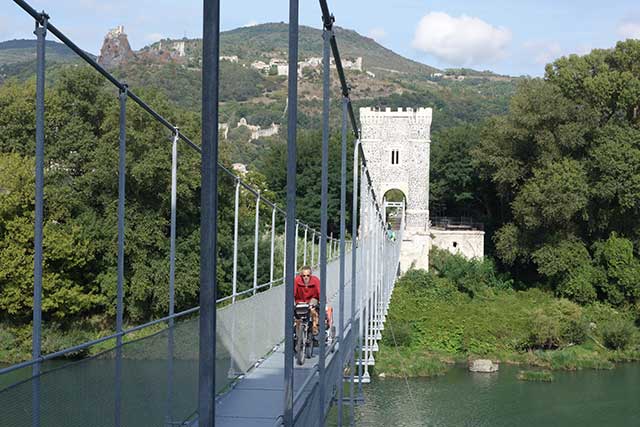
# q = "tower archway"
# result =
<box><xmin>383</xmin><ymin>188</ymin><xmax>406</xmax><ymax>230</ymax></box>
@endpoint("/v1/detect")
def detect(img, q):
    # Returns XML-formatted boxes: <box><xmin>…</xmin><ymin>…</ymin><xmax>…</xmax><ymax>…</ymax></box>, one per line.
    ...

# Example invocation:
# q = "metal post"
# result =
<box><xmin>303</xmin><ymin>226</ymin><xmax>308</xmax><ymax>265</ymax></box>
<box><xmin>283</xmin><ymin>218</ymin><xmax>287</xmax><ymax>282</ymax></box>
<box><xmin>329</xmin><ymin>232</ymin><xmax>333</xmax><ymax>260</ymax></box>
<box><xmin>337</xmin><ymin>96</ymin><xmax>348</xmax><ymax>425</ymax></box>
<box><xmin>228</xmin><ymin>179</ymin><xmax>240</xmax><ymax>377</ymax></box>
<box><xmin>32</xmin><ymin>12</ymin><xmax>47</xmax><ymax>427</ymax></box>
<box><xmin>199</xmin><ymin>0</ymin><xmax>220</xmax><ymax>424</ymax></box>
<box><xmin>270</xmin><ymin>206</ymin><xmax>276</xmax><ymax>288</ymax></box>
<box><xmin>232</xmin><ymin>179</ymin><xmax>240</xmax><ymax>302</ymax></box>
<box><xmin>283</xmin><ymin>0</ymin><xmax>299</xmax><ymax>423</ymax></box>
<box><xmin>166</xmin><ymin>128</ymin><xmax>179</xmax><ymax>426</ymax></box>
<box><xmin>362</xmin><ymin>187</ymin><xmax>373</xmax><ymax>381</ymax></box>
<box><xmin>294</xmin><ymin>221</ymin><xmax>299</xmax><ymax>271</ymax></box>
<box><xmin>115</xmin><ymin>83</ymin><xmax>127</xmax><ymax>427</ymax></box>
<box><xmin>318</xmin><ymin>24</ymin><xmax>331</xmax><ymax>423</ymax></box>
<box><xmin>169</xmin><ymin>129</ymin><xmax>179</xmax><ymax>324</ymax></box>
<box><xmin>311</xmin><ymin>230</ymin><xmax>316</xmax><ymax>267</ymax></box>
<box><xmin>253</xmin><ymin>192</ymin><xmax>261</xmax><ymax>295</ymax></box>
<box><xmin>349</xmin><ymin>140</ymin><xmax>360</xmax><ymax>423</ymax></box>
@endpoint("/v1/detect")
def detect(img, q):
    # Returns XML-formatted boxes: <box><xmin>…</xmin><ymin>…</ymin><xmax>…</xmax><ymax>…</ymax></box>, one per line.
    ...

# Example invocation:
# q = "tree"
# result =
<box><xmin>473</xmin><ymin>40</ymin><xmax>640</xmax><ymax>306</ymax></box>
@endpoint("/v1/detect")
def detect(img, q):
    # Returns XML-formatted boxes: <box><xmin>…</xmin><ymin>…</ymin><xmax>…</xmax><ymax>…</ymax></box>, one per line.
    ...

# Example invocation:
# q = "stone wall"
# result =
<box><xmin>430</xmin><ymin>229</ymin><xmax>485</xmax><ymax>259</ymax></box>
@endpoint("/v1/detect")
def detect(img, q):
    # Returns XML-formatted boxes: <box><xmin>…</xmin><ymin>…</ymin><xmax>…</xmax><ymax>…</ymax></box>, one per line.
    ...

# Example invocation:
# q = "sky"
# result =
<box><xmin>1</xmin><ymin>0</ymin><xmax>639</xmax><ymax>76</ymax></box>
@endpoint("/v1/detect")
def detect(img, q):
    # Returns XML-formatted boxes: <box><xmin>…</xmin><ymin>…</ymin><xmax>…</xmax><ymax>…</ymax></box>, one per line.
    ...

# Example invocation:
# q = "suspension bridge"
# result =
<box><xmin>0</xmin><ymin>0</ymin><xmax>419</xmax><ymax>426</ymax></box>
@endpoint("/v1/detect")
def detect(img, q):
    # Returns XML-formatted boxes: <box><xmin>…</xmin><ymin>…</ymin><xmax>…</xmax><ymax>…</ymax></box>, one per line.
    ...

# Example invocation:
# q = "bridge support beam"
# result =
<box><xmin>317</xmin><ymin>22</ymin><xmax>331</xmax><ymax>425</ymax></box>
<box><xmin>283</xmin><ymin>0</ymin><xmax>299</xmax><ymax>425</ymax></box>
<box><xmin>198</xmin><ymin>0</ymin><xmax>220</xmax><ymax>426</ymax></box>
<box><xmin>32</xmin><ymin>11</ymin><xmax>48</xmax><ymax>427</ymax></box>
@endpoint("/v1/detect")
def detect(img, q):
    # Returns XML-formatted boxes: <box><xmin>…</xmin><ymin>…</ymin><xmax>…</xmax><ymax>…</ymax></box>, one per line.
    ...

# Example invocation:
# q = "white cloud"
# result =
<box><xmin>244</xmin><ymin>20</ymin><xmax>258</xmax><ymax>27</ymax></box>
<box><xmin>618</xmin><ymin>21</ymin><xmax>640</xmax><ymax>39</ymax></box>
<box><xmin>367</xmin><ymin>27</ymin><xmax>387</xmax><ymax>41</ymax></box>
<box><xmin>523</xmin><ymin>41</ymin><xmax>563</xmax><ymax>65</ymax></box>
<box><xmin>145</xmin><ymin>32</ymin><xmax>163</xmax><ymax>43</ymax></box>
<box><xmin>412</xmin><ymin>12</ymin><xmax>511</xmax><ymax>66</ymax></box>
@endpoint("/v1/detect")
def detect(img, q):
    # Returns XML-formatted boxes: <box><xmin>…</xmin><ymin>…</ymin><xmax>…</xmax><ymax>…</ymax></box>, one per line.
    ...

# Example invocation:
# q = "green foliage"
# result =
<box><xmin>429</xmin><ymin>248</ymin><xmax>513</xmax><ymax>296</ymax></box>
<box><xmin>430</xmin><ymin>124</ymin><xmax>492</xmax><ymax>220</ymax></box>
<box><xmin>260</xmin><ymin>130</ymin><xmax>354</xmax><ymax>236</ymax></box>
<box><xmin>517</xmin><ymin>370</ymin><xmax>554</xmax><ymax>382</ymax></box>
<box><xmin>0</xmin><ymin>66</ymin><xmax>276</xmax><ymax>332</ymax></box>
<box><xmin>376</xmin><ymin>259</ymin><xmax>640</xmax><ymax>377</ymax></box>
<box><xmin>473</xmin><ymin>41</ymin><xmax>640</xmax><ymax>310</ymax></box>
<box><xmin>541</xmin><ymin>346</ymin><xmax>615</xmax><ymax>370</ymax></box>
<box><xmin>593</xmin><ymin>233</ymin><xmax>640</xmax><ymax>305</ymax></box>
<box><xmin>600</xmin><ymin>318</ymin><xmax>636</xmax><ymax>350</ymax></box>
<box><xmin>375</xmin><ymin>344</ymin><xmax>449</xmax><ymax>378</ymax></box>
<box><xmin>524</xmin><ymin>300</ymin><xmax>589</xmax><ymax>350</ymax></box>
<box><xmin>381</xmin><ymin>320</ymin><xmax>413</xmax><ymax>347</ymax></box>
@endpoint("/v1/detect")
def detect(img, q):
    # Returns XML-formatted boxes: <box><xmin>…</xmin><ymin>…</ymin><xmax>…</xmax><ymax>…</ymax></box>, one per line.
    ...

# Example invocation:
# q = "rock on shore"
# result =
<box><xmin>469</xmin><ymin>359</ymin><xmax>499</xmax><ymax>373</ymax></box>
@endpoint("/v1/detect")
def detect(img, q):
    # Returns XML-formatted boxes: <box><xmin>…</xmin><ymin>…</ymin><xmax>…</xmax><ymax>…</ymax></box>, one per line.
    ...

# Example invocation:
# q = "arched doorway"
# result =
<box><xmin>383</xmin><ymin>189</ymin><xmax>406</xmax><ymax>230</ymax></box>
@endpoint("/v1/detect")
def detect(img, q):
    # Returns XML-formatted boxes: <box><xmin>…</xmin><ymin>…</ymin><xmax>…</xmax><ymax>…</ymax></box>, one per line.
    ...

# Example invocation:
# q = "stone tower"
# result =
<box><xmin>360</xmin><ymin>107</ymin><xmax>432</xmax><ymax>270</ymax></box>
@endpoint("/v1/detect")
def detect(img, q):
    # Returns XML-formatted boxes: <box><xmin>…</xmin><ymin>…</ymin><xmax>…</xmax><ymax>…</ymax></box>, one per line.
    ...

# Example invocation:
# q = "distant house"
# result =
<box><xmin>250</xmin><ymin>60</ymin><xmax>270</xmax><ymax>72</ymax></box>
<box><xmin>237</xmin><ymin>117</ymin><xmax>280</xmax><ymax>140</ymax></box>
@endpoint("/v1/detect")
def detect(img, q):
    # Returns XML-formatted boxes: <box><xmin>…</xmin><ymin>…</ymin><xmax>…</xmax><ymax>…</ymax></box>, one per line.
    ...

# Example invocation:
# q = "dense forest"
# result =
<box><xmin>431</xmin><ymin>40</ymin><xmax>640</xmax><ymax>312</ymax></box>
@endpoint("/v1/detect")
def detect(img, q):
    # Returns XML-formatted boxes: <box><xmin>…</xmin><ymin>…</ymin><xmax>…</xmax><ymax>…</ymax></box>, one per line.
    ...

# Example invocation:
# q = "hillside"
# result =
<box><xmin>219</xmin><ymin>23</ymin><xmax>440</xmax><ymax>76</ymax></box>
<box><xmin>0</xmin><ymin>24</ymin><xmax>521</xmax><ymax>165</ymax></box>
<box><xmin>0</xmin><ymin>39</ymin><xmax>93</xmax><ymax>83</ymax></box>
<box><xmin>137</xmin><ymin>23</ymin><xmax>439</xmax><ymax>77</ymax></box>
<box><xmin>0</xmin><ymin>39</ymin><xmax>80</xmax><ymax>64</ymax></box>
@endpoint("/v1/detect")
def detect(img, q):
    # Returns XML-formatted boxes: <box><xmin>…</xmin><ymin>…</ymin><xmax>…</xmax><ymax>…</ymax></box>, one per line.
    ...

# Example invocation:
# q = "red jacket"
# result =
<box><xmin>294</xmin><ymin>274</ymin><xmax>320</xmax><ymax>303</ymax></box>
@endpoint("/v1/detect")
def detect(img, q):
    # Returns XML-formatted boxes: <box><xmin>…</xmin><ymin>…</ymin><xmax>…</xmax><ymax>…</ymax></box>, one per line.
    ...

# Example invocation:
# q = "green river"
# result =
<box><xmin>2</xmin><ymin>362</ymin><xmax>639</xmax><ymax>426</ymax></box>
<box><xmin>346</xmin><ymin>364</ymin><xmax>640</xmax><ymax>426</ymax></box>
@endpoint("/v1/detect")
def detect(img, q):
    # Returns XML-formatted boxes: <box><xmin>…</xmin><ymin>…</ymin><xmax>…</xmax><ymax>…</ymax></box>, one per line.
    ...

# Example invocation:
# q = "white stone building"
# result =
<box><xmin>359</xmin><ymin>107</ymin><xmax>484</xmax><ymax>271</ymax></box>
<box><xmin>236</xmin><ymin>117</ymin><xmax>280</xmax><ymax>140</ymax></box>
<box><xmin>250</xmin><ymin>61</ymin><xmax>270</xmax><ymax>72</ymax></box>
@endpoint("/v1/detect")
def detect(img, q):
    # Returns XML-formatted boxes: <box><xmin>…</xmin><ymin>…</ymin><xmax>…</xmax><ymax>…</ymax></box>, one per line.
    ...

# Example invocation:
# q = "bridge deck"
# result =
<box><xmin>215</xmin><ymin>285</ymin><xmax>354</xmax><ymax>426</ymax></box>
<box><xmin>215</xmin><ymin>343</ymin><xmax>339</xmax><ymax>426</ymax></box>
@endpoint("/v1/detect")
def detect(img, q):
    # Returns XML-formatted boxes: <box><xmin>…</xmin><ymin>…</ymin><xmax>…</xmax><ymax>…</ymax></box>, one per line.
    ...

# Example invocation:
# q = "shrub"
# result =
<box><xmin>524</xmin><ymin>300</ymin><xmax>588</xmax><ymax>349</ymax></box>
<box><xmin>429</xmin><ymin>248</ymin><xmax>512</xmax><ymax>297</ymax></box>
<box><xmin>600</xmin><ymin>318</ymin><xmax>636</xmax><ymax>350</ymax></box>
<box><xmin>527</xmin><ymin>309</ymin><xmax>562</xmax><ymax>349</ymax></box>
<box><xmin>382</xmin><ymin>320</ymin><xmax>413</xmax><ymax>347</ymax></box>
<box><xmin>556</xmin><ymin>265</ymin><xmax>600</xmax><ymax>305</ymax></box>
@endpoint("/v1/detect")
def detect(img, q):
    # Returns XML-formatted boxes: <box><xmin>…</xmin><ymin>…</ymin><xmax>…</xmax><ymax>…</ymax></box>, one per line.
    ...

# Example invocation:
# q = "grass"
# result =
<box><xmin>517</xmin><ymin>370</ymin><xmax>554</xmax><ymax>382</ymax></box>
<box><xmin>373</xmin><ymin>344</ymin><xmax>452</xmax><ymax>378</ymax></box>
<box><xmin>374</xmin><ymin>268</ymin><xmax>640</xmax><ymax>378</ymax></box>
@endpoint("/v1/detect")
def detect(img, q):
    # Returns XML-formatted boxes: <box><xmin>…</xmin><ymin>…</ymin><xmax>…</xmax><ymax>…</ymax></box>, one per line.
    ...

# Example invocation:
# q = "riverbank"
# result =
<box><xmin>374</xmin><ymin>254</ymin><xmax>640</xmax><ymax>379</ymax></box>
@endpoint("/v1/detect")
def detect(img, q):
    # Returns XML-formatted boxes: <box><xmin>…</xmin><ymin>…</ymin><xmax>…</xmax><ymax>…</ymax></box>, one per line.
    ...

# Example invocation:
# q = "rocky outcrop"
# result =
<box><xmin>468</xmin><ymin>359</ymin><xmax>499</xmax><ymax>373</ymax></box>
<box><xmin>97</xmin><ymin>25</ymin><xmax>136</xmax><ymax>69</ymax></box>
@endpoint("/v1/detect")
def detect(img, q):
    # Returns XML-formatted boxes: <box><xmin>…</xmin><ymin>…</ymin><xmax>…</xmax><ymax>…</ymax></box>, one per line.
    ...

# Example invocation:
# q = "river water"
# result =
<box><xmin>3</xmin><ymin>361</ymin><xmax>639</xmax><ymax>426</ymax></box>
<box><xmin>348</xmin><ymin>364</ymin><xmax>640</xmax><ymax>427</ymax></box>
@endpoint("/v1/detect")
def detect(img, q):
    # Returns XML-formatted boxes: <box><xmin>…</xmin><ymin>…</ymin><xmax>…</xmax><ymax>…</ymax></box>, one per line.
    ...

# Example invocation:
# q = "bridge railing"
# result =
<box><xmin>2</xmin><ymin>0</ymin><xmax>352</xmax><ymax>425</ymax></box>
